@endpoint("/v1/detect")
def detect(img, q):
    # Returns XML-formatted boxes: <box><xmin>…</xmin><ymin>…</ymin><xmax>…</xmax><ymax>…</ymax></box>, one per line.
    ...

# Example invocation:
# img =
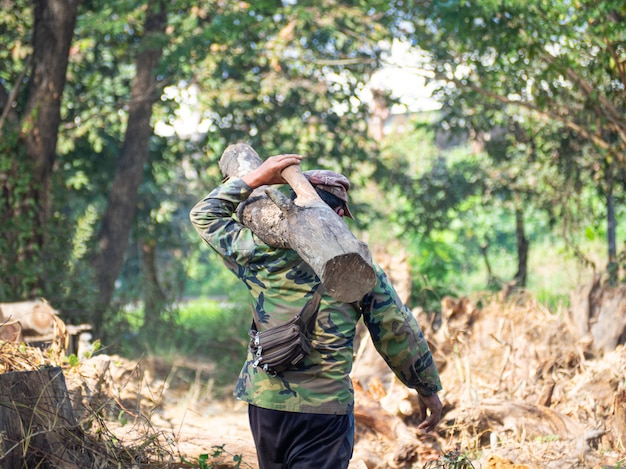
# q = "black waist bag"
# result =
<box><xmin>249</xmin><ymin>286</ymin><xmax>323</xmax><ymax>374</ymax></box>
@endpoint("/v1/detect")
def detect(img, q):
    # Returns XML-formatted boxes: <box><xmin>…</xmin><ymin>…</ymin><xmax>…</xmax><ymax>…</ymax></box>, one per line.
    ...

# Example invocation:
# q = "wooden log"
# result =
<box><xmin>0</xmin><ymin>319</ymin><xmax>23</xmax><ymax>343</ymax></box>
<box><xmin>468</xmin><ymin>399</ymin><xmax>586</xmax><ymax>441</ymax></box>
<box><xmin>353</xmin><ymin>380</ymin><xmax>425</xmax><ymax>467</ymax></box>
<box><xmin>0</xmin><ymin>367</ymin><xmax>85</xmax><ymax>468</ymax></box>
<box><xmin>223</xmin><ymin>143</ymin><xmax>289</xmax><ymax>248</ymax></box>
<box><xmin>589</xmin><ymin>283</ymin><xmax>626</xmax><ymax>352</ymax></box>
<box><xmin>614</xmin><ymin>388</ymin><xmax>626</xmax><ymax>449</ymax></box>
<box><xmin>568</xmin><ymin>276</ymin><xmax>626</xmax><ymax>353</ymax></box>
<box><xmin>220</xmin><ymin>143</ymin><xmax>376</xmax><ymax>303</ymax></box>
<box><xmin>568</xmin><ymin>275</ymin><xmax>600</xmax><ymax>337</ymax></box>
<box><xmin>0</xmin><ymin>299</ymin><xmax>62</xmax><ymax>344</ymax></box>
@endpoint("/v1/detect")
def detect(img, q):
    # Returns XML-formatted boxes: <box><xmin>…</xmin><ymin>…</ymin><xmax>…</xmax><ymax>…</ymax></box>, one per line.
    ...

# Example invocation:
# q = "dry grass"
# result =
<box><xmin>0</xmin><ymin>340</ymin><xmax>58</xmax><ymax>372</ymax></box>
<box><xmin>427</xmin><ymin>291</ymin><xmax>626</xmax><ymax>468</ymax></box>
<box><xmin>2</xmin><ymin>291</ymin><xmax>626</xmax><ymax>469</ymax></box>
<box><xmin>0</xmin><ymin>340</ymin><xmax>223</xmax><ymax>468</ymax></box>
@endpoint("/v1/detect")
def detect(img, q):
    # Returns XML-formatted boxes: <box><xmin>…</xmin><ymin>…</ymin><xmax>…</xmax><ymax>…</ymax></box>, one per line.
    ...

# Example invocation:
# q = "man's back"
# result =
<box><xmin>190</xmin><ymin>153</ymin><xmax>442</xmax><ymax>468</ymax></box>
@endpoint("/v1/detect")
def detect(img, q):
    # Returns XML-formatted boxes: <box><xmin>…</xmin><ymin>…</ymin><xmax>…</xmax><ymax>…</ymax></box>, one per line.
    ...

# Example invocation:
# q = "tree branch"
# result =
<box><xmin>312</xmin><ymin>57</ymin><xmax>377</xmax><ymax>66</ymax></box>
<box><xmin>604</xmin><ymin>37</ymin><xmax>626</xmax><ymax>92</ymax></box>
<box><xmin>0</xmin><ymin>56</ymin><xmax>32</xmax><ymax>133</ymax></box>
<box><xmin>446</xmin><ymin>76</ymin><xmax>624</xmax><ymax>164</ymax></box>
<box><xmin>61</xmin><ymin>77</ymin><xmax>171</xmax><ymax>131</ymax></box>
<box><xmin>543</xmin><ymin>53</ymin><xmax>626</xmax><ymax>143</ymax></box>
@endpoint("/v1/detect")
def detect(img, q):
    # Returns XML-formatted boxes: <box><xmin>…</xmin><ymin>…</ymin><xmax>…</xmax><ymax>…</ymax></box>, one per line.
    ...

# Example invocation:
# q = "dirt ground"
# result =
<box><xmin>70</xmin><ymin>291</ymin><xmax>626</xmax><ymax>468</ymax></box>
<box><xmin>2</xmin><ymin>291</ymin><xmax>626</xmax><ymax>468</ymax></box>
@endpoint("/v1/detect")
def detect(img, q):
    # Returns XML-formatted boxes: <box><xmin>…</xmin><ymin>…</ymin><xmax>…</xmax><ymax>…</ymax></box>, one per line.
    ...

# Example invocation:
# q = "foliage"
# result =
<box><xmin>405</xmin><ymin>0</ymin><xmax>626</xmax><ymax>272</ymax></box>
<box><xmin>412</xmin><ymin>0</ymin><xmax>626</xmax><ymax>159</ymax></box>
<box><xmin>1</xmin><ymin>0</ymin><xmax>403</xmax><ymax>325</ymax></box>
<box><xmin>181</xmin><ymin>444</ymin><xmax>251</xmax><ymax>469</ymax></box>
<box><xmin>0</xmin><ymin>133</ymin><xmax>41</xmax><ymax>297</ymax></box>
<box><xmin>366</xmin><ymin>114</ymin><xmax>487</xmax><ymax>309</ymax></box>
<box><xmin>108</xmin><ymin>291</ymin><xmax>250</xmax><ymax>388</ymax></box>
<box><xmin>422</xmin><ymin>450</ymin><xmax>476</xmax><ymax>469</ymax></box>
<box><xmin>65</xmin><ymin>339</ymin><xmax>102</xmax><ymax>367</ymax></box>
<box><xmin>2</xmin><ymin>0</ymin><xmax>625</xmax><ymax>356</ymax></box>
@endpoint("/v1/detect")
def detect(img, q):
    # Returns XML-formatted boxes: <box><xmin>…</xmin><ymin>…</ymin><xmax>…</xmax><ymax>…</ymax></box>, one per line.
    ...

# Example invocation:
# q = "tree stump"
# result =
<box><xmin>0</xmin><ymin>367</ymin><xmax>82</xmax><ymax>468</ymax></box>
<box><xmin>220</xmin><ymin>143</ymin><xmax>376</xmax><ymax>303</ymax></box>
<box><xmin>569</xmin><ymin>275</ymin><xmax>626</xmax><ymax>353</ymax></box>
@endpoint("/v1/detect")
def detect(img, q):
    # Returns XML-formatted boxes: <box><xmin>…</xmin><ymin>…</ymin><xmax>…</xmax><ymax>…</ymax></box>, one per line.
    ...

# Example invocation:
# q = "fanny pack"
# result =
<box><xmin>249</xmin><ymin>286</ymin><xmax>324</xmax><ymax>375</ymax></box>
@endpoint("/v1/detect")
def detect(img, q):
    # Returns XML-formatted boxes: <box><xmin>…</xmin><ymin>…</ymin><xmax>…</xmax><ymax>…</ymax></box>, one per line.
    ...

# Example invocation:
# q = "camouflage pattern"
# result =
<box><xmin>190</xmin><ymin>177</ymin><xmax>442</xmax><ymax>415</ymax></box>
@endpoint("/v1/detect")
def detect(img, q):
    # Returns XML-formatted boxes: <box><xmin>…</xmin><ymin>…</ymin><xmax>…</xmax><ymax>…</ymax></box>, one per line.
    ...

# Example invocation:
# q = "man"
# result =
<box><xmin>190</xmin><ymin>153</ymin><xmax>442</xmax><ymax>469</ymax></box>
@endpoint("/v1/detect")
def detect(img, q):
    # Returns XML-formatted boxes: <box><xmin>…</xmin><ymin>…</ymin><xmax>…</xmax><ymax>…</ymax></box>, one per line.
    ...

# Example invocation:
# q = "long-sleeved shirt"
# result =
<box><xmin>190</xmin><ymin>177</ymin><xmax>442</xmax><ymax>415</ymax></box>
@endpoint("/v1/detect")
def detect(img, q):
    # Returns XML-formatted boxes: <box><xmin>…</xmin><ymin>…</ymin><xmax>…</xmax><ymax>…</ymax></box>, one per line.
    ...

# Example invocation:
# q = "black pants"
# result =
<box><xmin>248</xmin><ymin>405</ymin><xmax>354</xmax><ymax>469</ymax></box>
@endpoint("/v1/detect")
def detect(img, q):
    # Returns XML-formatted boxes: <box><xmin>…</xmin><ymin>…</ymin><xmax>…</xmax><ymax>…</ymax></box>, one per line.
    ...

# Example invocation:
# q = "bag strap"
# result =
<box><xmin>251</xmin><ymin>283</ymin><xmax>325</xmax><ymax>332</ymax></box>
<box><xmin>297</xmin><ymin>284</ymin><xmax>324</xmax><ymax>331</ymax></box>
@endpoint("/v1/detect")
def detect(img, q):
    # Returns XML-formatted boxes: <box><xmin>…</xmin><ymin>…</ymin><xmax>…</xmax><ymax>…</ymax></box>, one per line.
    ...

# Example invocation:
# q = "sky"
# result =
<box><xmin>155</xmin><ymin>40</ymin><xmax>440</xmax><ymax>139</ymax></box>
<box><xmin>363</xmin><ymin>40</ymin><xmax>441</xmax><ymax>114</ymax></box>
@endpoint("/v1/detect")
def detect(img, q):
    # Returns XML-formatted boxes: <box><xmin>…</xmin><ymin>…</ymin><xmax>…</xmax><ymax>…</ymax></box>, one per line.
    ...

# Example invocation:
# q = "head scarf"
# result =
<box><xmin>302</xmin><ymin>170</ymin><xmax>354</xmax><ymax>219</ymax></box>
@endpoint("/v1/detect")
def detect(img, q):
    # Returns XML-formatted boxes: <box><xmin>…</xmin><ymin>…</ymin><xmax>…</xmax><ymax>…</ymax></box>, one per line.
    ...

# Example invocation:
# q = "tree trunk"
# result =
<box><xmin>479</xmin><ymin>239</ymin><xmax>499</xmax><ymax>288</ymax></box>
<box><xmin>0</xmin><ymin>0</ymin><xmax>78</xmax><ymax>297</ymax></box>
<box><xmin>607</xmin><ymin>185</ymin><xmax>617</xmax><ymax>285</ymax></box>
<box><xmin>219</xmin><ymin>143</ymin><xmax>376</xmax><ymax>303</ymax></box>
<box><xmin>0</xmin><ymin>367</ymin><xmax>87</xmax><ymax>469</ymax></box>
<box><xmin>513</xmin><ymin>207</ymin><xmax>528</xmax><ymax>288</ymax></box>
<box><xmin>24</xmin><ymin>0</ymin><xmax>78</xmax><ymax>220</ymax></box>
<box><xmin>588</xmin><ymin>283</ymin><xmax>626</xmax><ymax>352</ymax></box>
<box><xmin>141</xmin><ymin>240</ymin><xmax>167</xmax><ymax>331</ymax></box>
<box><xmin>91</xmin><ymin>0</ymin><xmax>167</xmax><ymax>332</ymax></box>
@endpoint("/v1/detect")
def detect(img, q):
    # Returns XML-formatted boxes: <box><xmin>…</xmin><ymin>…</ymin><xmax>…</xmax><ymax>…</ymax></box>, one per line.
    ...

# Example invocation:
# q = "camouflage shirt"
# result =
<box><xmin>190</xmin><ymin>177</ymin><xmax>442</xmax><ymax>415</ymax></box>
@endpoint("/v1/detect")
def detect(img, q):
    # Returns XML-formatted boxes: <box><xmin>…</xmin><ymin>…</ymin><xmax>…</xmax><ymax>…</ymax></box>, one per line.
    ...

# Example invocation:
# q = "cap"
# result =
<box><xmin>303</xmin><ymin>169</ymin><xmax>354</xmax><ymax>219</ymax></box>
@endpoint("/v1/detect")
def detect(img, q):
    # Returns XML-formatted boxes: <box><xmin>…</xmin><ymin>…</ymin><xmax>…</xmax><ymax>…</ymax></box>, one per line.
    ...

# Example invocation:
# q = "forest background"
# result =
<box><xmin>1</xmin><ymin>0</ymin><xmax>625</xmax><ymax>385</ymax></box>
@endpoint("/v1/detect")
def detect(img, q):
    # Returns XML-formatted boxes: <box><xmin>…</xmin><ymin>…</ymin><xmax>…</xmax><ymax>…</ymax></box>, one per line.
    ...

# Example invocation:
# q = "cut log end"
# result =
<box><xmin>218</xmin><ymin>143</ymin><xmax>263</xmax><ymax>178</ymax></box>
<box><xmin>322</xmin><ymin>252</ymin><xmax>377</xmax><ymax>303</ymax></box>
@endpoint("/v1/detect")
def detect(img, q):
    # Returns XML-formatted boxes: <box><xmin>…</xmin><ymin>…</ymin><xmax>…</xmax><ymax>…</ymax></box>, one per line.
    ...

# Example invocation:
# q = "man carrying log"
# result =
<box><xmin>190</xmin><ymin>152</ymin><xmax>442</xmax><ymax>469</ymax></box>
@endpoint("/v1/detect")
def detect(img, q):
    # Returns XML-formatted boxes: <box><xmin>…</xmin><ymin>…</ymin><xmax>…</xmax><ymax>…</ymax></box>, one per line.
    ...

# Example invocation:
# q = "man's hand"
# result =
<box><xmin>242</xmin><ymin>154</ymin><xmax>303</xmax><ymax>189</ymax></box>
<box><xmin>417</xmin><ymin>393</ymin><xmax>443</xmax><ymax>434</ymax></box>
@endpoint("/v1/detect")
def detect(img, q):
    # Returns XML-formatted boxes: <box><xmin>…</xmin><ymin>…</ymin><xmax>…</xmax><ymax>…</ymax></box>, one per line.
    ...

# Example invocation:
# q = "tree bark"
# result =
<box><xmin>0</xmin><ymin>0</ymin><xmax>78</xmax><ymax>296</ymax></box>
<box><xmin>219</xmin><ymin>143</ymin><xmax>376</xmax><ymax>303</ymax></box>
<box><xmin>24</xmin><ymin>0</ymin><xmax>79</xmax><ymax>207</ymax></box>
<box><xmin>588</xmin><ymin>283</ymin><xmax>626</xmax><ymax>352</ymax></box>
<box><xmin>0</xmin><ymin>367</ymin><xmax>87</xmax><ymax>469</ymax></box>
<box><xmin>141</xmin><ymin>240</ymin><xmax>167</xmax><ymax>331</ymax></box>
<box><xmin>569</xmin><ymin>274</ymin><xmax>601</xmax><ymax>337</ymax></box>
<box><xmin>91</xmin><ymin>0</ymin><xmax>167</xmax><ymax>331</ymax></box>
<box><xmin>222</xmin><ymin>143</ymin><xmax>291</xmax><ymax>248</ymax></box>
<box><xmin>607</xmin><ymin>181</ymin><xmax>617</xmax><ymax>285</ymax></box>
<box><xmin>513</xmin><ymin>207</ymin><xmax>528</xmax><ymax>288</ymax></box>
